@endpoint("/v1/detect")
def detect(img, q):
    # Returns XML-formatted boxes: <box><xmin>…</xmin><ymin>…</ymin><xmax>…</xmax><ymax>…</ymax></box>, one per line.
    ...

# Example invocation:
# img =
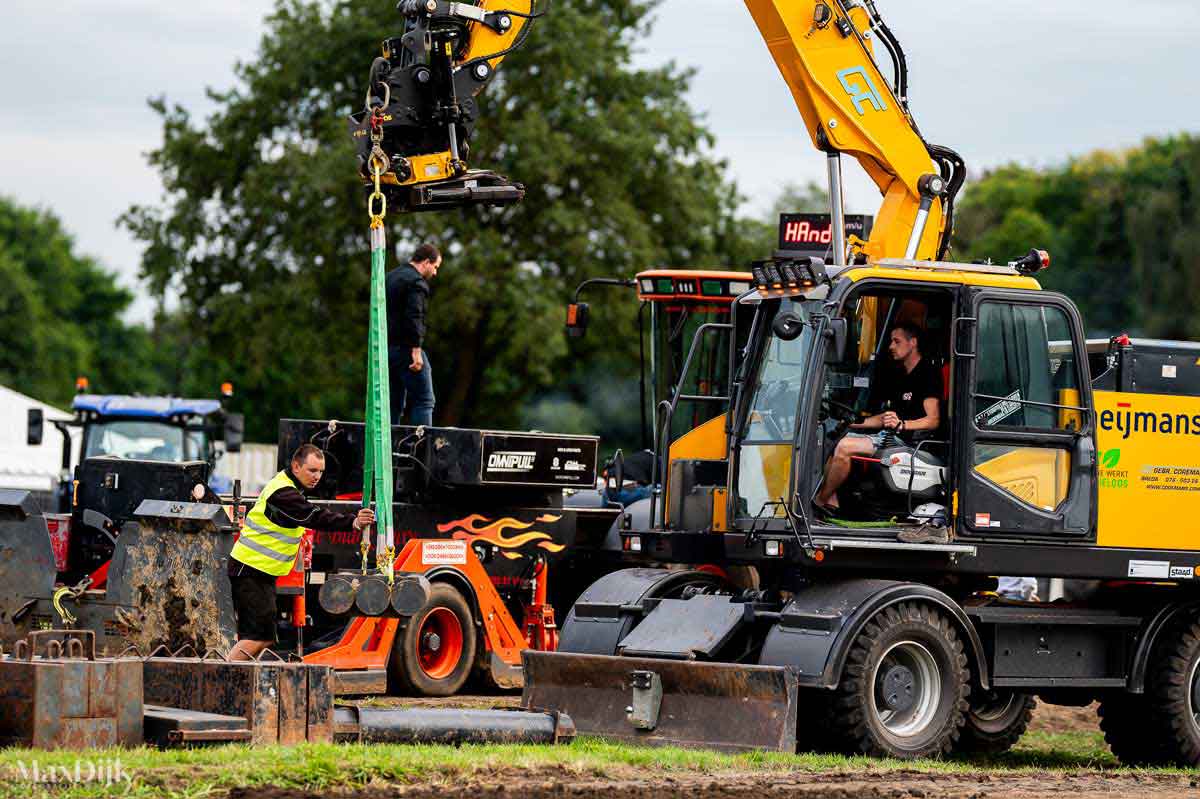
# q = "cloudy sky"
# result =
<box><xmin>3</xmin><ymin>0</ymin><xmax>1198</xmax><ymax>321</ymax></box>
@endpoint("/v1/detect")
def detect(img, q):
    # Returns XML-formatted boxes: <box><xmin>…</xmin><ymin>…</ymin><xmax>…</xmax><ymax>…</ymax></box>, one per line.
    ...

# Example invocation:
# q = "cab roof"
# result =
<box><xmin>839</xmin><ymin>258</ymin><xmax>1043</xmax><ymax>292</ymax></box>
<box><xmin>73</xmin><ymin>395</ymin><xmax>221</xmax><ymax>419</ymax></box>
<box><xmin>636</xmin><ymin>268</ymin><xmax>752</xmax><ymax>304</ymax></box>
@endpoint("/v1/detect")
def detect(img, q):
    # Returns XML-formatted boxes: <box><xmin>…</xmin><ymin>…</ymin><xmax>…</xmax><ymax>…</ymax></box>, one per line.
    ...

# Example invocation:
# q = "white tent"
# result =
<box><xmin>0</xmin><ymin>384</ymin><xmax>76</xmax><ymax>492</ymax></box>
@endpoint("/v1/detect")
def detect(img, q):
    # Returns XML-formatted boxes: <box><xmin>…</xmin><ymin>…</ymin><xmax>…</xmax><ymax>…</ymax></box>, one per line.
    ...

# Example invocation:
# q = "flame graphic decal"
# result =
<box><xmin>437</xmin><ymin>513</ymin><xmax>565</xmax><ymax>554</ymax></box>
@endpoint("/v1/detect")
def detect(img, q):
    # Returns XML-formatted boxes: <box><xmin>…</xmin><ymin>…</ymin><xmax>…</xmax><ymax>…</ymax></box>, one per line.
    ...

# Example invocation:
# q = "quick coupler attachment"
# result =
<box><xmin>399</xmin><ymin>170</ymin><xmax>525</xmax><ymax>212</ymax></box>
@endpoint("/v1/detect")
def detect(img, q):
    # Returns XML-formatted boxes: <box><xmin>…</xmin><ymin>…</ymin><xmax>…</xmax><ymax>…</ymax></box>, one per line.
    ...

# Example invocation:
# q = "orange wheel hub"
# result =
<box><xmin>417</xmin><ymin>606</ymin><xmax>464</xmax><ymax>679</ymax></box>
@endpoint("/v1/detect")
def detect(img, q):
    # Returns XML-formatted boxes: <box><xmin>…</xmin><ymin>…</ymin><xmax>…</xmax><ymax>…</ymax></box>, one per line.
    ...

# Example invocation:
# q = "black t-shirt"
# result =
<box><xmin>872</xmin><ymin>358</ymin><xmax>943</xmax><ymax>422</ymax></box>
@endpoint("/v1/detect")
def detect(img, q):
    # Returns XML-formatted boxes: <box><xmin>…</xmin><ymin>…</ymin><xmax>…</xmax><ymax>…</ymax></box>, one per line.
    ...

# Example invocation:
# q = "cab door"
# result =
<box><xmin>955</xmin><ymin>290</ymin><xmax>1096</xmax><ymax>539</ymax></box>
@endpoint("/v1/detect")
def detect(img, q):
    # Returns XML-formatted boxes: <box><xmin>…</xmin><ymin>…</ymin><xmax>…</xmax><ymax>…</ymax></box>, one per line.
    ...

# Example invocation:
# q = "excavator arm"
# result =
<box><xmin>351</xmin><ymin>0</ymin><xmax>963</xmax><ymax>258</ymax></box>
<box><xmin>744</xmin><ymin>0</ymin><xmax>963</xmax><ymax>261</ymax></box>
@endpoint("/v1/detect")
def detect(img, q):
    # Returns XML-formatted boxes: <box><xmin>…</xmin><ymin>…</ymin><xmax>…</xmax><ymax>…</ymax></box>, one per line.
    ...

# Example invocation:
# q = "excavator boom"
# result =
<box><xmin>351</xmin><ymin>1</ymin><xmax>963</xmax><ymax>250</ymax></box>
<box><xmin>744</xmin><ymin>0</ymin><xmax>963</xmax><ymax>261</ymax></box>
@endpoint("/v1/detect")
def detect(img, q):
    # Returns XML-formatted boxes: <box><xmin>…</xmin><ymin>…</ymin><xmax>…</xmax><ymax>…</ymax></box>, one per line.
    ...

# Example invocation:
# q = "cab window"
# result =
<box><xmin>973</xmin><ymin>303</ymin><xmax>1081</xmax><ymax>431</ymax></box>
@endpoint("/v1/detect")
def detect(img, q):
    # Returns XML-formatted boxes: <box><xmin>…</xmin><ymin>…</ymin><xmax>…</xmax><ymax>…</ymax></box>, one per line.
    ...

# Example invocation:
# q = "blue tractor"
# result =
<box><xmin>28</xmin><ymin>386</ymin><xmax>244</xmax><ymax>510</ymax></box>
<box><xmin>24</xmin><ymin>384</ymin><xmax>244</xmax><ymax>584</ymax></box>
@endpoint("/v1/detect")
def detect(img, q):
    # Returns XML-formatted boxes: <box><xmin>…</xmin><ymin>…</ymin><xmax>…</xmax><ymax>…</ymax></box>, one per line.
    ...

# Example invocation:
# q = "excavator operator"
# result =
<box><xmin>814</xmin><ymin>322</ymin><xmax>942</xmax><ymax>525</ymax></box>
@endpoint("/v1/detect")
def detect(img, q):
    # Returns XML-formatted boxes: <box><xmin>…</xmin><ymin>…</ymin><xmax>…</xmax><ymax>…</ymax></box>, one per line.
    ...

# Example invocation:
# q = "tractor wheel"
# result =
<box><xmin>1144</xmin><ymin>617</ymin><xmax>1200</xmax><ymax>765</ymax></box>
<box><xmin>826</xmin><ymin>602</ymin><xmax>969</xmax><ymax>759</ymax></box>
<box><xmin>388</xmin><ymin>583</ymin><xmax>476</xmax><ymax>696</ymax></box>
<box><xmin>957</xmin><ymin>689</ymin><xmax>1036</xmax><ymax>755</ymax></box>
<box><xmin>1098</xmin><ymin>692</ymin><xmax>1164</xmax><ymax>765</ymax></box>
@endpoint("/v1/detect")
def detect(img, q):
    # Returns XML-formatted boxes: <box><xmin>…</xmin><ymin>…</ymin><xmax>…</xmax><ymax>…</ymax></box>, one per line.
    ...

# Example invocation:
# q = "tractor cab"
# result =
<box><xmin>565</xmin><ymin>269</ymin><xmax>753</xmax><ymax>510</ymax></box>
<box><xmin>25</xmin><ymin>383</ymin><xmax>245</xmax><ymax>583</ymax></box>
<box><xmin>28</xmin><ymin>387</ymin><xmax>245</xmax><ymax>511</ymax></box>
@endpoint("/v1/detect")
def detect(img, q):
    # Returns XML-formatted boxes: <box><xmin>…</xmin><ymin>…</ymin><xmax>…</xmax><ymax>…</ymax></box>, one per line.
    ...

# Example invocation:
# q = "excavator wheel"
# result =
<box><xmin>388</xmin><ymin>583</ymin><xmax>476</xmax><ymax>696</ymax></box>
<box><xmin>957</xmin><ymin>689</ymin><xmax>1036</xmax><ymax>755</ymax></box>
<box><xmin>825</xmin><ymin>602</ymin><xmax>969</xmax><ymax>759</ymax></box>
<box><xmin>1140</xmin><ymin>615</ymin><xmax>1200</xmax><ymax>765</ymax></box>
<box><xmin>1098</xmin><ymin>691</ymin><xmax>1164</xmax><ymax>765</ymax></box>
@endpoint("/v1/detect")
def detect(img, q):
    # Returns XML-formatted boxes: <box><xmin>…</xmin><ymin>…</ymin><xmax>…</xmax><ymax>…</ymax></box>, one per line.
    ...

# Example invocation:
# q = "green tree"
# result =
<box><xmin>953</xmin><ymin>136</ymin><xmax>1200</xmax><ymax>338</ymax></box>
<box><xmin>739</xmin><ymin>180</ymin><xmax>832</xmax><ymax>256</ymax></box>
<box><xmin>122</xmin><ymin>0</ymin><xmax>757</xmax><ymax>442</ymax></box>
<box><xmin>0</xmin><ymin>196</ymin><xmax>161</xmax><ymax>406</ymax></box>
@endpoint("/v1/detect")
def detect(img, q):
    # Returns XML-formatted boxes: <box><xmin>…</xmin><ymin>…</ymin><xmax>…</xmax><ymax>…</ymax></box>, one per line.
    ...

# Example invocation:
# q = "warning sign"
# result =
<box><xmin>422</xmin><ymin>540</ymin><xmax>468</xmax><ymax>566</ymax></box>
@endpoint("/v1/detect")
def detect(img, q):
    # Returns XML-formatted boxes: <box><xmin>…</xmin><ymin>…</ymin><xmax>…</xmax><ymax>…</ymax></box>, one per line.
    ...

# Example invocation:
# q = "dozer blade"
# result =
<box><xmin>521</xmin><ymin>651</ymin><xmax>799</xmax><ymax>752</ymax></box>
<box><xmin>99</xmin><ymin>502</ymin><xmax>238</xmax><ymax>656</ymax></box>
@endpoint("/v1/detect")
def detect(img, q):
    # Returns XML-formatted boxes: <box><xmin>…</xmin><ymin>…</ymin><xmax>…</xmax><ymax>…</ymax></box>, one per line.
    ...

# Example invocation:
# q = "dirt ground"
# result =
<box><xmin>312</xmin><ymin>697</ymin><xmax>1196</xmax><ymax>799</ymax></box>
<box><xmin>230</xmin><ymin>769</ymin><xmax>1200</xmax><ymax>799</ymax></box>
<box><xmin>1027</xmin><ymin>701</ymin><xmax>1100</xmax><ymax>736</ymax></box>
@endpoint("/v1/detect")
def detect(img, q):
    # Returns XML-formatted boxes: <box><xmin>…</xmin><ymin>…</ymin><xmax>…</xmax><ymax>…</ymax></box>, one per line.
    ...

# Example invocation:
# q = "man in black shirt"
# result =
<box><xmin>386</xmin><ymin>243</ymin><xmax>441</xmax><ymax>426</ymax></box>
<box><xmin>815</xmin><ymin>322</ymin><xmax>942</xmax><ymax>511</ymax></box>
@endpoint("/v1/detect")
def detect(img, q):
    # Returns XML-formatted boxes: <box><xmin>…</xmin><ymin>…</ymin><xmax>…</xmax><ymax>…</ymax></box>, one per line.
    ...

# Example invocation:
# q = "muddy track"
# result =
<box><xmin>228</xmin><ymin>769</ymin><xmax>1200</xmax><ymax>799</ymax></box>
<box><xmin>279</xmin><ymin>696</ymin><xmax>1143</xmax><ymax>799</ymax></box>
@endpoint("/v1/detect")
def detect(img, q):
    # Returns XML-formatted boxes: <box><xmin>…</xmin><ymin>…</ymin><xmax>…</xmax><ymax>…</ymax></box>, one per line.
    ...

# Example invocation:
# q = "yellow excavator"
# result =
<box><xmin>351</xmin><ymin>1</ymin><xmax>1200</xmax><ymax>765</ymax></box>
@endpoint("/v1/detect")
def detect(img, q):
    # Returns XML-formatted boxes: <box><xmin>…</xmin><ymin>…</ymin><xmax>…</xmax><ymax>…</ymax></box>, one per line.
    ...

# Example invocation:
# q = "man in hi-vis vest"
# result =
<box><xmin>228</xmin><ymin>443</ymin><xmax>375</xmax><ymax>660</ymax></box>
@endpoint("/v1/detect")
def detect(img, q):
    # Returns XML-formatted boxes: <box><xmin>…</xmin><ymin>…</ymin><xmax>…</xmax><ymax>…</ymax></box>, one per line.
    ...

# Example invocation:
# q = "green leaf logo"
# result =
<box><xmin>1102</xmin><ymin>449</ymin><xmax>1121</xmax><ymax>469</ymax></box>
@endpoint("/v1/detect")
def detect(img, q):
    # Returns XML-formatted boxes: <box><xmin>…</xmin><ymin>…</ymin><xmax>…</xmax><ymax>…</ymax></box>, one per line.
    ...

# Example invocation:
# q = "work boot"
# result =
<box><xmin>897</xmin><ymin>524</ymin><xmax>951</xmax><ymax>544</ymax></box>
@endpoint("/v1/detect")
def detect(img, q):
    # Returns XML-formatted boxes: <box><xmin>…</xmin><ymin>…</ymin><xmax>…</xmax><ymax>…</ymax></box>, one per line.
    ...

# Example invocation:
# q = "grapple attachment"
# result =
<box><xmin>521</xmin><ymin>650</ymin><xmax>800</xmax><ymax>752</ymax></box>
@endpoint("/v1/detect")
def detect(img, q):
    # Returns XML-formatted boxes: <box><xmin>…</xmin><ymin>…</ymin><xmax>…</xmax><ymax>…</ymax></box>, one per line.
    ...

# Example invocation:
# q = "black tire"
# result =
<box><xmin>826</xmin><ymin>602</ymin><xmax>969</xmax><ymax>759</ymax></box>
<box><xmin>387</xmin><ymin>583</ymin><xmax>476</xmax><ymax>697</ymax></box>
<box><xmin>1098</xmin><ymin>692</ymin><xmax>1164</xmax><ymax>766</ymax></box>
<box><xmin>1144</xmin><ymin>617</ymin><xmax>1200</xmax><ymax>765</ymax></box>
<box><xmin>957</xmin><ymin>690</ymin><xmax>1036</xmax><ymax>755</ymax></box>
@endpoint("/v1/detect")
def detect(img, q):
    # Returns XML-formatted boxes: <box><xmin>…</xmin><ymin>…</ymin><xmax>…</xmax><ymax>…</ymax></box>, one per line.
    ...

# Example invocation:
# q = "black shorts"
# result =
<box><xmin>229</xmin><ymin>561</ymin><xmax>278</xmax><ymax>643</ymax></box>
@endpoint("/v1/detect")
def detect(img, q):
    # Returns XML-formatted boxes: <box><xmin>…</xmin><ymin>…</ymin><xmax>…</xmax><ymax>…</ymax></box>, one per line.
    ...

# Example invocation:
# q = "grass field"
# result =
<box><xmin>0</xmin><ymin>703</ymin><xmax>1192</xmax><ymax>798</ymax></box>
<box><xmin>0</xmin><ymin>726</ymin><xmax>1189</xmax><ymax>799</ymax></box>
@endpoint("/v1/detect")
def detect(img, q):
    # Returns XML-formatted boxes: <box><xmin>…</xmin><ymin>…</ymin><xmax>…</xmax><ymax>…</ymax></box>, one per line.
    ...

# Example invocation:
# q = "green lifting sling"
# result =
<box><xmin>362</xmin><ymin>219</ymin><xmax>395</xmax><ymax>581</ymax></box>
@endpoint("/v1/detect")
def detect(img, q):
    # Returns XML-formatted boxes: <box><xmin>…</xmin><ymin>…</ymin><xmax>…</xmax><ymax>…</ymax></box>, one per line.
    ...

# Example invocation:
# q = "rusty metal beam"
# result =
<box><xmin>142</xmin><ymin>658</ymin><xmax>334</xmax><ymax>744</ymax></box>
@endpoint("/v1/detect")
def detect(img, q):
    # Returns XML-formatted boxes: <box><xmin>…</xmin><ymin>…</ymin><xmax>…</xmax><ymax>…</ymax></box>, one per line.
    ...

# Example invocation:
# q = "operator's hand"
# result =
<box><xmin>881</xmin><ymin>411</ymin><xmax>902</xmax><ymax>430</ymax></box>
<box><xmin>409</xmin><ymin>347</ymin><xmax>424</xmax><ymax>373</ymax></box>
<box><xmin>353</xmin><ymin>508</ymin><xmax>376</xmax><ymax>532</ymax></box>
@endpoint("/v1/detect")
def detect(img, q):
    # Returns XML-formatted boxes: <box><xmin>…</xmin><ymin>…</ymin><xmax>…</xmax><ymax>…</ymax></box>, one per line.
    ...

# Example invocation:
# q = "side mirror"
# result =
<box><xmin>824</xmin><ymin>318</ymin><xmax>849</xmax><ymax>364</ymax></box>
<box><xmin>27</xmin><ymin>408</ymin><xmax>44</xmax><ymax>446</ymax></box>
<box><xmin>565</xmin><ymin>302</ymin><xmax>590</xmax><ymax>338</ymax></box>
<box><xmin>224</xmin><ymin>413</ymin><xmax>245</xmax><ymax>454</ymax></box>
<box><xmin>771</xmin><ymin>312</ymin><xmax>805</xmax><ymax>341</ymax></box>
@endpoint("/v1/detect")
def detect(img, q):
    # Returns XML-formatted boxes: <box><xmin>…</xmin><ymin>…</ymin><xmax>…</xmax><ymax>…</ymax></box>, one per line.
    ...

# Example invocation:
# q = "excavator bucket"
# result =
<box><xmin>521</xmin><ymin>651</ymin><xmax>800</xmax><ymax>752</ymax></box>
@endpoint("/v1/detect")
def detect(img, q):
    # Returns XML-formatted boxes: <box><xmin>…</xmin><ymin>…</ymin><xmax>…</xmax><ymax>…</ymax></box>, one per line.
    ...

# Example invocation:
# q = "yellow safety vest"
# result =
<box><xmin>230</xmin><ymin>470</ymin><xmax>305</xmax><ymax>577</ymax></box>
